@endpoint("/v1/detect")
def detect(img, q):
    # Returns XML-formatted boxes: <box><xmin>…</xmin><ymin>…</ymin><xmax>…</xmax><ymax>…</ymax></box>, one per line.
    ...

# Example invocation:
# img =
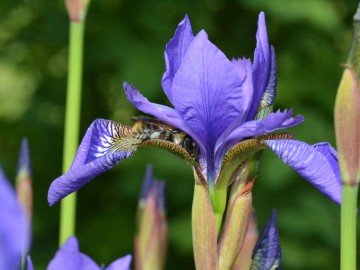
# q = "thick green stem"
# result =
<box><xmin>341</xmin><ymin>184</ymin><xmax>358</xmax><ymax>270</ymax></box>
<box><xmin>59</xmin><ymin>22</ymin><xmax>85</xmax><ymax>246</ymax></box>
<box><xmin>209</xmin><ymin>185</ymin><xmax>228</xmax><ymax>235</ymax></box>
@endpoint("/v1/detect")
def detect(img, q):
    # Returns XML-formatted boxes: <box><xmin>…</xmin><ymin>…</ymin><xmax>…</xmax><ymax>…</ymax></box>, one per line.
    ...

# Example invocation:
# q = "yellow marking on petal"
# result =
<box><xmin>257</xmin><ymin>132</ymin><xmax>295</xmax><ymax>141</ymax></box>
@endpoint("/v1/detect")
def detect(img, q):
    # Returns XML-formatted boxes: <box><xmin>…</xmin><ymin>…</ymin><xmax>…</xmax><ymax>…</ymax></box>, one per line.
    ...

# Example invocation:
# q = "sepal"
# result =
<box><xmin>218</xmin><ymin>181</ymin><xmax>253</xmax><ymax>269</ymax></box>
<box><xmin>192</xmin><ymin>180</ymin><xmax>218</xmax><ymax>270</ymax></box>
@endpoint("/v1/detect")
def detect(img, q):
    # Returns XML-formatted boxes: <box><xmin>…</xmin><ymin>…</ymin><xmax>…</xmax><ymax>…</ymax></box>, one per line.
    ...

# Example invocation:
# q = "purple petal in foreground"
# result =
<box><xmin>251</xmin><ymin>210</ymin><xmax>281</xmax><ymax>270</ymax></box>
<box><xmin>106</xmin><ymin>255</ymin><xmax>132</xmax><ymax>270</ymax></box>
<box><xmin>162</xmin><ymin>15</ymin><xmax>193</xmax><ymax>102</ymax></box>
<box><xmin>47</xmin><ymin>237</ymin><xmax>98</xmax><ymax>270</ymax></box>
<box><xmin>48</xmin><ymin>119</ymin><xmax>135</xmax><ymax>206</ymax></box>
<box><xmin>48</xmin><ymin>236</ymin><xmax>132</xmax><ymax>270</ymax></box>
<box><xmin>265</xmin><ymin>140</ymin><xmax>342</xmax><ymax>204</ymax></box>
<box><xmin>0</xmin><ymin>167</ymin><xmax>29</xmax><ymax>270</ymax></box>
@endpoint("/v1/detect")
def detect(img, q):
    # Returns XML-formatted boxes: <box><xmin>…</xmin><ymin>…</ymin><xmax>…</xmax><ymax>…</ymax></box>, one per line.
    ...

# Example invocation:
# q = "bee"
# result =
<box><xmin>131</xmin><ymin>116</ymin><xmax>198</xmax><ymax>159</ymax></box>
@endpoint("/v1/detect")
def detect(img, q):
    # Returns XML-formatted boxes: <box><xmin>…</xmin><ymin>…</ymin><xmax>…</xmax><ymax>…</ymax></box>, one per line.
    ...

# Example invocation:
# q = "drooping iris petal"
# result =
<box><xmin>313</xmin><ymin>142</ymin><xmax>341</xmax><ymax>183</ymax></box>
<box><xmin>251</xmin><ymin>210</ymin><xmax>281</xmax><ymax>270</ymax></box>
<box><xmin>47</xmin><ymin>236</ymin><xmax>99</xmax><ymax>270</ymax></box>
<box><xmin>171</xmin><ymin>30</ymin><xmax>244</xmax><ymax>178</ymax></box>
<box><xmin>215</xmin><ymin>110</ymin><xmax>303</xmax><ymax>161</ymax></box>
<box><xmin>162</xmin><ymin>14</ymin><xmax>193</xmax><ymax>102</ymax></box>
<box><xmin>106</xmin><ymin>255</ymin><xmax>132</xmax><ymax>270</ymax></box>
<box><xmin>248</xmin><ymin>11</ymin><xmax>270</xmax><ymax>120</ymax></box>
<box><xmin>48</xmin><ymin>119</ymin><xmax>136</xmax><ymax>206</ymax></box>
<box><xmin>265</xmin><ymin>140</ymin><xmax>342</xmax><ymax>204</ymax></box>
<box><xmin>0</xmin><ymin>167</ymin><xmax>29</xmax><ymax>270</ymax></box>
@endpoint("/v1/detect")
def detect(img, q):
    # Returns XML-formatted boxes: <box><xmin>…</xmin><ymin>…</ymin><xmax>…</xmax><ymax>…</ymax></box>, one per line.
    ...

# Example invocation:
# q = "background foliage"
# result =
<box><xmin>0</xmin><ymin>0</ymin><xmax>359</xmax><ymax>269</ymax></box>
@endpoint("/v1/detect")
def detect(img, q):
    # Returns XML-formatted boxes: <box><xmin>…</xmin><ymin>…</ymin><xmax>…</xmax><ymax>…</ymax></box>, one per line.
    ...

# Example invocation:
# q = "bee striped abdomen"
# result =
<box><xmin>131</xmin><ymin>116</ymin><xmax>198</xmax><ymax>160</ymax></box>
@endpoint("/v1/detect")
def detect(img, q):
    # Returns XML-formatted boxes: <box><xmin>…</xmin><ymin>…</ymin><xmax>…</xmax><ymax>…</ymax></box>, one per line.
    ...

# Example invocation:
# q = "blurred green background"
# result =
<box><xmin>0</xmin><ymin>0</ymin><xmax>359</xmax><ymax>269</ymax></box>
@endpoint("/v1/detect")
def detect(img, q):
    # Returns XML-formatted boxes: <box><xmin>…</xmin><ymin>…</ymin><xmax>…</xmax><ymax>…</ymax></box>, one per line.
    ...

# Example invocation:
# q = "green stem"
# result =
<box><xmin>59</xmin><ymin>22</ymin><xmax>85</xmax><ymax>246</ymax></box>
<box><xmin>209</xmin><ymin>185</ymin><xmax>228</xmax><ymax>235</ymax></box>
<box><xmin>341</xmin><ymin>184</ymin><xmax>358</xmax><ymax>270</ymax></box>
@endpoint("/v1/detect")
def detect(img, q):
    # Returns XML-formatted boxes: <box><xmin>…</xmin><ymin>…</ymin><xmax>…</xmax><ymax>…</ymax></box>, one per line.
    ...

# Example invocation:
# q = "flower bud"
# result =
<box><xmin>334</xmin><ymin>3</ymin><xmax>360</xmax><ymax>186</ymax></box>
<box><xmin>16</xmin><ymin>138</ymin><xmax>32</xmax><ymax>223</ymax></box>
<box><xmin>135</xmin><ymin>165</ymin><xmax>167</xmax><ymax>270</ymax></box>
<box><xmin>250</xmin><ymin>210</ymin><xmax>282</xmax><ymax>269</ymax></box>
<box><xmin>231</xmin><ymin>213</ymin><xmax>258</xmax><ymax>270</ymax></box>
<box><xmin>218</xmin><ymin>179</ymin><xmax>253</xmax><ymax>270</ymax></box>
<box><xmin>334</xmin><ymin>67</ymin><xmax>360</xmax><ymax>185</ymax></box>
<box><xmin>65</xmin><ymin>0</ymin><xmax>90</xmax><ymax>22</ymax></box>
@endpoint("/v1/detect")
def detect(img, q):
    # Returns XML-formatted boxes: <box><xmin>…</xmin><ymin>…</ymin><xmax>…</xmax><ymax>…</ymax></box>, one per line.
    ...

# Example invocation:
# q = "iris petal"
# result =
<box><xmin>171</xmin><ymin>30</ymin><xmax>244</xmax><ymax>173</ymax></box>
<box><xmin>106</xmin><ymin>255</ymin><xmax>132</xmax><ymax>270</ymax></box>
<box><xmin>123</xmin><ymin>82</ymin><xmax>196</xmax><ymax>140</ymax></box>
<box><xmin>265</xmin><ymin>140</ymin><xmax>342</xmax><ymax>204</ymax></box>
<box><xmin>231</xmin><ymin>57</ymin><xmax>254</xmax><ymax>117</ymax></box>
<box><xmin>216</xmin><ymin>110</ymin><xmax>303</xmax><ymax>160</ymax></box>
<box><xmin>47</xmin><ymin>237</ymin><xmax>98</xmax><ymax>270</ymax></box>
<box><xmin>254</xmin><ymin>46</ymin><xmax>277</xmax><ymax>120</ymax></box>
<box><xmin>47</xmin><ymin>236</ymin><xmax>131</xmax><ymax>270</ymax></box>
<box><xmin>0</xmin><ymin>167</ymin><xmax>29</xmax><ymax>270</ymax></box>
<box><xmin>313</xmin><ymin>142</ymin><xmax>341</xmax><ymax>183</ymax></box>
<box><xmin>47</xmin><ymin>119</ymin><xmax>136</xmax><ymax>206</ymax></box>
<box><xmin>254</xmin><ymin>109</ymin><xmax>303</xmax><ymax>133</ymax></box>
<box><xmin>162</xmin><ymin>15</ymin><xmax>193</xmax><ymax>103</ymax></box>
<box><xmin>249</xmin><ymin>11</ymin><xmax>270</xmax><ymax>119</ymax></box>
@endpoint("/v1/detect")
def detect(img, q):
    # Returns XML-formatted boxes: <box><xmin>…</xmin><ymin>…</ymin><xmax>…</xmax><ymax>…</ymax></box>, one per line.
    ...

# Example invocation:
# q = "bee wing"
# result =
<box><xmin>131</xmin><ymin>115</ymin><xmax>178</xmax><ymax>131</ymax></box>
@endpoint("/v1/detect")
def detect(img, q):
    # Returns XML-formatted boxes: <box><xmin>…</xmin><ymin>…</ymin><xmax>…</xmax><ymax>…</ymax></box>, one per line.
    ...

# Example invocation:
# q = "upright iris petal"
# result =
<box><xmin>249</xmin><ymin>12</ymin><xmax>270</xmax><ymax>120</ymax></box>
<box><xmin>162</xmin><ymin>14</ymin><xmax>193</xmax><ymax>102</ymax></box>
<box><xmin>170</xmin><ymin>30</ymin><xmax>245</xmax><ymax>180</ymax></box>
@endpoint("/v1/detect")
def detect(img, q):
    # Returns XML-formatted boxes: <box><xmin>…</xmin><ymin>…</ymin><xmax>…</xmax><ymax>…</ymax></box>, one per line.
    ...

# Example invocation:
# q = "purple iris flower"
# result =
<box><xmin>26</xmin><ymin>237</ymin><xmax>132</xmax><ymax>270</ymax></box>
<box><xmin>48</xmin><ymin>12</ymin><xmax>341</xmax><ymax>206</ymax></box>
<box><xmin>0</xmin><ymin>166</ymin><xmax>30</xmax><ymax>270</ymax></box>
<box><xmin>251</xmin><ymin>210</ymin><xmax>282</xmax><ymax>270</ymax></box>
